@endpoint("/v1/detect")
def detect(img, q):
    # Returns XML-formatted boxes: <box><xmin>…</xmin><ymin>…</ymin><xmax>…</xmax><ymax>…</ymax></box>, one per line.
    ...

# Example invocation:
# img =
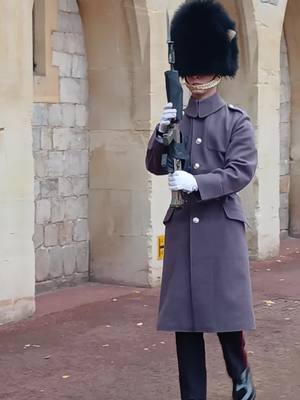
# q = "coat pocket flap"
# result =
<box><xmin>222</xmin><ymin>196</ymin><xmax>247</xmax><ymax>224</ymax></box>
<box><xmin>163</xmin><ymin>207</ymin><xmax>175</xmax><ymax>225</ymax></box>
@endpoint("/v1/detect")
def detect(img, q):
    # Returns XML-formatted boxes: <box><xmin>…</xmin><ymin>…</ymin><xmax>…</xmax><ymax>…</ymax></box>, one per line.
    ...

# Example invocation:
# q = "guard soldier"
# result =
<box><xmin>145</xmin><ymin>1</ymin><xmax>257</xmax><ymax>399</ymax></box>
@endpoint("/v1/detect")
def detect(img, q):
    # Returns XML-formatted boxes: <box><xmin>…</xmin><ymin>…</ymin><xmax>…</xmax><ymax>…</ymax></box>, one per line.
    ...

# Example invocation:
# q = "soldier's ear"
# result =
<box><xmin>227</xmin><ymin>29</ymin><xmax>237</xmax><ymax>42</ymax></box>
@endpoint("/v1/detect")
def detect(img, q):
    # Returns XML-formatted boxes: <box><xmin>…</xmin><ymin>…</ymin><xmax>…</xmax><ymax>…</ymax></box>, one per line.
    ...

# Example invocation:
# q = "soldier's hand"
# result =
<box><xmin>168</xmin><ymin>171</ymin><xmax>198</xmax><ymax>193</ymax></box>
<box><xmin>158</xmin><ymin>103</ymin><xmax>177</xmax><ymax>134</ymax></box>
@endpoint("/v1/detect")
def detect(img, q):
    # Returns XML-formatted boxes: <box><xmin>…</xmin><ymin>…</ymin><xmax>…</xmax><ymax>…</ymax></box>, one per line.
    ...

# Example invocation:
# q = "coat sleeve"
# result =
<box><xmin>145</xmin><ymin>126</ymin><xmax>168</xmax><ymax>175</ymax></box>
<box><xmin>195</xmin><ymin>113</ymin><xmax>257</xmax><ymax>200</ymax></box>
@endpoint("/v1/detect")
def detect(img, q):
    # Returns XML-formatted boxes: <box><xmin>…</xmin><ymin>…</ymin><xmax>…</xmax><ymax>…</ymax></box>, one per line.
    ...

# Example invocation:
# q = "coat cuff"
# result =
<box><xmin>195</xmin><ymin>172</ymin><xmax>223</xmax><ymax>201</ymax></box>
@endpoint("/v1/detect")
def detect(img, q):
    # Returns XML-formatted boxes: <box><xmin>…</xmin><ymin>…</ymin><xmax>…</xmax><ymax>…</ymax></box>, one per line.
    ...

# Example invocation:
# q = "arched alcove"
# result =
<box><xmin>78</xmin><ymin>0</ymin><xmax>152</xmax><ymax>286</ymax></box>
<box><xmin>283</xmin><ymin>0</ymin><xmax>300</xmax><ymax>237</ymax></box>
<box><xmin>219</xmin><ymin>0</ymin><xmax>259</xmax><ymax>255</ymax></box>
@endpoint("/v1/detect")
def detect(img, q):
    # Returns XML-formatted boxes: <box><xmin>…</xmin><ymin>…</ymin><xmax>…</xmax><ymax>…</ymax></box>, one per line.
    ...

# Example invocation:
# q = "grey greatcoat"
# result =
<box><xmin>145</xmin><ymin>93</ymin><xmax>257</xmax><ymax>333</ymax></box>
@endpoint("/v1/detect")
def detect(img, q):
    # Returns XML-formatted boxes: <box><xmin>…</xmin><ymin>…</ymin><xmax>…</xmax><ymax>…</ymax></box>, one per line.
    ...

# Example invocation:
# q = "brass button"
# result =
<box><xmin>196</xmin><ymin>138</ymin><xmax>202</xmax><ymax>144</ymax></box>
<box><xmin>193</xmin><ymin>217</ymin><xmax>200</xmax><ymax>224</ymax></box>
<box><xmin>193</xmin><ymin>163</ymin><xmax>200</xmax><ymax>170</ymax></box>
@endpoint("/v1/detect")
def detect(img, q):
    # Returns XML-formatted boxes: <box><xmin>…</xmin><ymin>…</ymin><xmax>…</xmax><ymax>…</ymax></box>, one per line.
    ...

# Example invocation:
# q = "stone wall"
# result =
<box><xmin>280</xmin><ymin>34</ymin><xmax>291</xmax><ymax>237</ymax></box>
<box><xmin>33</xmin><ymin>0</ymin><xmax>89</xmax><ymax>291</ymax></box>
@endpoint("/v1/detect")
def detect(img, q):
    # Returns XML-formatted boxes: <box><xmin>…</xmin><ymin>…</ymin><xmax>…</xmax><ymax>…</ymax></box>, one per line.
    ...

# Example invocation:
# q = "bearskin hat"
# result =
<box><xmin>171</xmin><ymin>0</ymin><xmax>239</xmax><ymax>78</ymax></box>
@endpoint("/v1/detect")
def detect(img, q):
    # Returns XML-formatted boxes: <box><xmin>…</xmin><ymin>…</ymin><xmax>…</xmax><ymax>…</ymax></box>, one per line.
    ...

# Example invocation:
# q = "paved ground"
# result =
<box><xmin>0</xmin><ymin>239</ymin><xmax>300</xmax><ymax>400</ymax></box>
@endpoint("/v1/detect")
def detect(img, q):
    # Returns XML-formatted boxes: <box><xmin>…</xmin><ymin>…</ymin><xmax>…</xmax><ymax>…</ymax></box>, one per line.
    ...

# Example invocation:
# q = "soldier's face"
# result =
<box><xmin>186</xmin><ymin>74</ymin><xmax>215</xmax><ymax>85</ymax></box>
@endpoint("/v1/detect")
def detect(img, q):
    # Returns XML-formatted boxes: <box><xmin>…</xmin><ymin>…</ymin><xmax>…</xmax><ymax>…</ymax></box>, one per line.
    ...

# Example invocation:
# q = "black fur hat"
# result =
<box><xmin>171</xmin><ymin>0</ymin><xmax>239</xmax><ymax>78</ymax></box>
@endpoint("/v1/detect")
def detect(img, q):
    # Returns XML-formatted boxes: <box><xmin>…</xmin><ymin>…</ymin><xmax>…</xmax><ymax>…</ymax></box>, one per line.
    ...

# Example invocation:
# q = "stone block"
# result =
<box><xmin>60</xmin><ymin>78</ymin><xmax>88</xmax><ymax>104</ymax></box>
<box><xmin>48</xmin><ymin>151</ymin><xmax>64</xmax><ymax>177</ymax></box>
<box><xmin>62</xmin><ymin>104</ymin><xmax>76</xmax><ymax>127</ymax></box>
<box><xmin>64</xmin><ymin>196</ymin><xmax>88</xmax><ymax>220</ymax></box>
<box><xmin>49</xmin><ymin>104</ymin><xmax>62</xmax><ymax>126</ymax></box>
<box><xmin>280</xmin><ymin>102</ymin><xmax>291</xmax><ymax>123</ymax></box>
<box><xmin>36</xmin><ymin>248</ymin><xmax>50</xmax><ymax>282</ymax></box>
<box><xmin>76</xmin><ymin>242</ymin><xmax>89</xmax><ymax>273</ymax></box>
<box><xmin>36</xmin><ymin>199</ymin><xmax>51</xmax><ymax>224</ymax></box>
<box><xmin>33</xmin><ymin>224</ymin><xmax>44</xmax><ymax>249</ymax></box>
<box><xmin>71</xmin><ymin>132</ymin><xmax>88</xmax><ymax>150</ymax></box>
<box><xmin>75</xmin><ymin>105</ymin><xmax>88</xmax><ymax>127</ymax></box>
<box><xmin>280</xmin><ymin>192</ymin><xmax>289</xmax><ymax>209</ymax></box>
<box><xmin>280</xmin><ymin>122</ymin><xmax>290</xmax><ymax>144</ymax></box>
<box><xmin>59</xmin><ymin>0</ymin><xmax>79</xmax><ymax>13</ymax></box>
<box><xmin>34</xmin><ymin>180</ymin><xmax>40</xmax><ymax>200</ymax></box>
<box><xmin>58</xmin><ymin>12</ymin><xmax>82</xmax><ymax>34</ymax></box>
<box><xmin>279</xmin><ymin>207</ymin><xmax>289</xmax><ymax>231</ymax></box>
<box><xmin>52</xmin><ymin>51</ymin><xmax>73</xmax><ymax>77</ymax></box>
<box><xmin>32</xmin><ymin>128</ymin><xmax>41</xmax><ymax>151</ymax></box>
<box><xmin>45</xmin><ymin>224</ymin><xmax>59</xmax><ymax>247</ymax></box>
<box><xmin>73</xmin><ymin>219</ymin><xmax>89</xmax><ymax>241</ymax></box>
<box><xmin>72</xmin><ymin>177</ymin><xmax>88</xmax><ymax>195</ymax></box>
<box><xmin>32</xmin><ymin>104</ymin><xmax>48</xmax><ymax>126</ymax></box>
<box><xmin>51</xmin><ymin>198</ymin><xmax>65</xmax><ymax>223</ymax></box>
<box><xmin>58</xmin><ymin>177</ymin><xmax>73</xmax><ymax>197</ymax></box>
<box><xmin>280</xmin><ymin>159</ymin><xmax>289</xmax><ymax>176</ymax></box>
<box><xmin>58</xmin><ymin>176</ymin><xmax>88</xmax><ymax>196</ymax></box>
<box><xmin>41</xmin><ymin>128</ymin><xmax>53</xmax><ymax>150</ymax></box>
<box><xmin>64</xmin><ymin>150</ymin><xmax>88</xmax><ymax>176</ymax></box>
<box><xmin>280</xmin><ymin>175</ymin><xmax>290</xmax><ymax>193</ymax></box>
<box><xmin>41</xmin><ymin>178</ymin><xmax>59</xmax><ymax>198</ymax></box>
<box><xmin>64</xmin><ymin>33</ymin><xmax>85</xmax><ymax>55</ymax></box>
<box><xmin>63</xmin><ymin>245</ymin><xmax>77</xmax><ymax>275</ymax></box>
<box><xmin>72</xmin><ymin>55</ymin><xmax>87</xmax><ymax>78</ymax></box>
<box><xmin>34</xmin><ymin>151</ymin><xmax>48</xmax><ymax>178</ymax></box>
<box><xmin>53</xmin><ymin>128</ymin><xmax>72</xmax><ymax>150</ymax></box>
<box><xmin>280</xmin><ymin>84</ymin><xmax>290</xmax><ymax>104</ymax></box>
<box><xmin>49</xmin><ymin>247</ymin><xmax>64</xmax><ymax>278</ymax></box>
<box><xmin>52</xmin><ymin>32</ymin><xmax>65</xmax><ymax>53</ymax></box>
<box><xmin>58</xmin><ymin>221</ymin><xmax>73</xmax><ymax>245</ymax></box>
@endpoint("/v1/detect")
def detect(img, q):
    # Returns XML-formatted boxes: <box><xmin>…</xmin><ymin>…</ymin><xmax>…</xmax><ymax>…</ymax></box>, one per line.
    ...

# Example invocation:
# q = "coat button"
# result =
<box><xmin>193</xmin><ymin>163</ymin><xmax>200</xmax><ymax>170</ymax></box>
<box><xmin>193</xmin><ymin>217</ymin><xmax>200</xmax><ymax>224</ymax></box>
<box><xmin>196</xmin><ymin>138</ymin><xmax>202</xmax><ymax>144</ymax></box>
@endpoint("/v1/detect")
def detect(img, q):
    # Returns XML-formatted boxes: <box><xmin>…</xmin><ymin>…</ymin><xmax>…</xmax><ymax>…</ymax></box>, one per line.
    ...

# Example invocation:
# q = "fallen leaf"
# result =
<box><xmin>263</xmin><ymin>300</ymin><xmax>275</xmax><ymax>306</ymax></box>
<box><xmin>44</xmin><ymin>355</ymin><xmax>51</xmax><ymax>360</ymax></box>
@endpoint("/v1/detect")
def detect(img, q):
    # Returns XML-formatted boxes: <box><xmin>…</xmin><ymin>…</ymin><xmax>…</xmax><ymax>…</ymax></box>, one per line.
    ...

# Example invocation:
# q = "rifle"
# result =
<box><xmin>161</xmin><ymin>11</ymin><xmax>189</xmax><ymax>208</ymax></box>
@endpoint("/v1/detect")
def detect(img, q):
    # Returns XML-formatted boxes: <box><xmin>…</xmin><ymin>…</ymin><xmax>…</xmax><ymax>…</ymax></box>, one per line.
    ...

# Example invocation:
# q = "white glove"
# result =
<box><xmin>158</xmin><ymin>102</ymin><xmax>177</xmax><ymax>134</ymax></box>
<box><xmin>168</xmin><ymin>171</ymin><xmax>198</xmax><ymax>193</ymax></box>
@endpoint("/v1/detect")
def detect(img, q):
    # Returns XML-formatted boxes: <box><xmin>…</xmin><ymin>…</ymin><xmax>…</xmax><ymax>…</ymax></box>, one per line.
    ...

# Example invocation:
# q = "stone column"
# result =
<box><xmin>0</xmin><ymin>0</ymin><xmax>35</xmax><ymax>323</ymax></box>
<box><xmin>249</xmin><ymin>0</ymin><xmax>288</xmax><ymax>258</ymax></box>
<box><xmin>284</xmin><ymin>0</ymin><xmax>300</xmax><ymax>237</ymax></box>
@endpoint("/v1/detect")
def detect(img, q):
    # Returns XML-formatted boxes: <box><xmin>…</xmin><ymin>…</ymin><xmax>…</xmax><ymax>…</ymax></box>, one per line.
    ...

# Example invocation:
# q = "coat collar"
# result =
<box><xmin>184</xmin><ymin>92</ymin><xmax>226</xmax><ymax>118</ymax></box>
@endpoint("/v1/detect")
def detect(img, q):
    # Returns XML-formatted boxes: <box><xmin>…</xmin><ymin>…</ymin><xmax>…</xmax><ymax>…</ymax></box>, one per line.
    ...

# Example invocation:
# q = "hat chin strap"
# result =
<box><xmin>184</xmin><ymin>75</ymin><xmax>222</xmax><ymax>95</ymax></box>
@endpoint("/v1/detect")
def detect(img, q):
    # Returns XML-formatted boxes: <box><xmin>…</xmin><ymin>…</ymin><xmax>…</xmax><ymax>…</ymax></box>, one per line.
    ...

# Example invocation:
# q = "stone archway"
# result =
<box><xmin>78</xmin><ymin>0</ymin><xmax>152</xmax><ymax>286</ymax></box>
<box><xmin>219</xmin><ymin>0</ymin><xmax>259</xmax><ymax>257</ymax></box>
<box><xmin>283</xmin><ymin>0</ymin><xmax>300</xmax><ymax>237</ymax></box>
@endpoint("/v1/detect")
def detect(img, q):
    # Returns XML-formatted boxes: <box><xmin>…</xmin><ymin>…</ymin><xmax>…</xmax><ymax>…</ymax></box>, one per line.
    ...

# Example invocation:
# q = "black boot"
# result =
<box><xmin>232</xmin><ymin>368</ymin><xmax>256</xmax><ymax>400</ymax></box>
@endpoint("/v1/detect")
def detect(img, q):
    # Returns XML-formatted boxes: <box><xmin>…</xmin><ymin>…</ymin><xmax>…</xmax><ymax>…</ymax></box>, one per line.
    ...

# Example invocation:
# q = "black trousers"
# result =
<box><xmin>175</xmin><ymin>331</ymin><xmax>248</xmax><ymax>400</ymax></box>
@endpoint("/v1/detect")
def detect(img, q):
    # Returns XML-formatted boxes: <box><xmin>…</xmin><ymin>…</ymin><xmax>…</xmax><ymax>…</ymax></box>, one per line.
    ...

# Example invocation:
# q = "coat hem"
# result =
<box><xmin>156</xmin><ymin>325</ymin><xmax>256</xmax><ymax>333</ymax></box>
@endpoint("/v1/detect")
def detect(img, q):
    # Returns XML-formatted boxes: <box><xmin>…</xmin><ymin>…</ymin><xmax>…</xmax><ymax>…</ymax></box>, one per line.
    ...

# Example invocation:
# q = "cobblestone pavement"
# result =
<box><xmin>0</xmin><ymin>239</ymin><xmax>300</xmax><ymax>400</ymax></box>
